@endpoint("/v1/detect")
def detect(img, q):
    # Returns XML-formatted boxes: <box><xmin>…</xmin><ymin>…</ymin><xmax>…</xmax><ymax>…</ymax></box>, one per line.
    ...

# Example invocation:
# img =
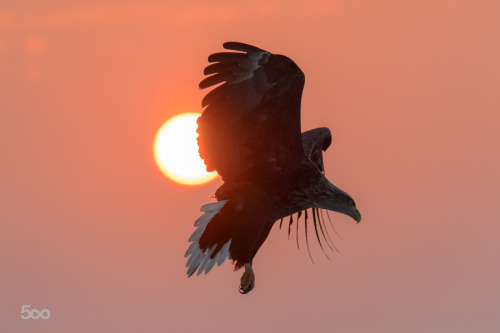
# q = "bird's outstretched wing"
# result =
<box><xmin>197</xmin><ymin>42</ymin><xmax>306</xmax><ymax>183</ymax></box>
<box><xmin>301</xmin><ymin>127</ymin><xmax>332</xmax><ymax>174</ymax></box>
<box><xmin>279</xmin><ymin>127</ymin><xmax>336</xmax><ymax>261</ymax></box>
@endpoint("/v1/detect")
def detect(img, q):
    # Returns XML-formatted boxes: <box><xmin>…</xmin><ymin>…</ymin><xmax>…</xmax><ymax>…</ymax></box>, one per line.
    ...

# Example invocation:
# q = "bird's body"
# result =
<box><xmin>185</xmin><ymin>42</ymin><xmax>361</xmax><ymax>293</ymax></box>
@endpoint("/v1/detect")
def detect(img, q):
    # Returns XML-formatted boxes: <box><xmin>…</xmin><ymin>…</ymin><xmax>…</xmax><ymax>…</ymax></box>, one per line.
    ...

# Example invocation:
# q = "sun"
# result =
<box><xmin>153</xmin><ymin>113</ymin><xmax>218</xmax><ymax>185</ymax></box>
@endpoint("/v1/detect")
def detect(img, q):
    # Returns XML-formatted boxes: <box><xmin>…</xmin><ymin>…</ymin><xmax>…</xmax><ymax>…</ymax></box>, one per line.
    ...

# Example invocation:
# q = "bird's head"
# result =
<box><xmin>318</xmin><ymin>180</ymin><xmax>361</xmax><ymax>223</ymax></box>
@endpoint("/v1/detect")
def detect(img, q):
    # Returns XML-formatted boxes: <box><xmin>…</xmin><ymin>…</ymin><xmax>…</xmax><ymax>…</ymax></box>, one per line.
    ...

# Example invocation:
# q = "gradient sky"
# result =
<box><xmin>1</xmin><ymin>1</ymin><xmax>499</xmax><ymax>332</ymax></box>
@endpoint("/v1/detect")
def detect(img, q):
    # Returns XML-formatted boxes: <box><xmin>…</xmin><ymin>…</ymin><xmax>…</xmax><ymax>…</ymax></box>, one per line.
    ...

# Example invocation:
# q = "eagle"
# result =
<box><xmin>185</xmin><ymin>42</ymin><xmax>361</xmax><ymax>294</ymax></box>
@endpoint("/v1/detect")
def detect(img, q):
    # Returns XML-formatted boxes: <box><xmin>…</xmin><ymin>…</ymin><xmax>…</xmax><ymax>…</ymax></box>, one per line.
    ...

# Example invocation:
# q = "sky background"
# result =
<box><xmin>1</xmin><ymin>0</ymin><xmax>499</xmax><ymax>332</ymax></box>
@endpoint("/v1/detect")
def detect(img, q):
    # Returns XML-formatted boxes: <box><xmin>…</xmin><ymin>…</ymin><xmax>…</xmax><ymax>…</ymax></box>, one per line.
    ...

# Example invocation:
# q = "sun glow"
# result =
<box><xmin>153</xmin><ymin>113</ymin><xmax>218</xmax><ymax>185</ymax></box>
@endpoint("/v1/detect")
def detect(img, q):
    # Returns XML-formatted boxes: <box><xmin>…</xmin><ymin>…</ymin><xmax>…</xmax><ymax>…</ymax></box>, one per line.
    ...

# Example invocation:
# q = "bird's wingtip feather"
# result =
<box><xmin>223</xmin><ymin>41</ymin><xmax>265</xmax><ymax>53</ymax></box>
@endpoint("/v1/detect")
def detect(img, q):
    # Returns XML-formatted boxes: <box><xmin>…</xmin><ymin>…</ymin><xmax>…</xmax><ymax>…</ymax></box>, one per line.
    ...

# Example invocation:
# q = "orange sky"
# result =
<box><xmin>1</xmin><ymin>1</ymin><xmax>499</xmax><ymax>332</ymax></box>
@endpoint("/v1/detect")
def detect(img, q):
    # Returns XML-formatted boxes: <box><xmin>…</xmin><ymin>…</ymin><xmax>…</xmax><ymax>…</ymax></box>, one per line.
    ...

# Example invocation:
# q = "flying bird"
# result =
<box><xmin>185</xmin><ymin>42</ymin><xmax>361</xmax><ymax>294</ymax></box>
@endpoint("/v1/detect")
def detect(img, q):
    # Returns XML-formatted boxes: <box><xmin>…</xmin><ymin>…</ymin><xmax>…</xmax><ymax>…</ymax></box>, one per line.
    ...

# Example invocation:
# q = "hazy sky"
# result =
<box><xmin>1</xmin><ymin>1</ymin><xmax>499</xmax><ymax>332</ymax></box>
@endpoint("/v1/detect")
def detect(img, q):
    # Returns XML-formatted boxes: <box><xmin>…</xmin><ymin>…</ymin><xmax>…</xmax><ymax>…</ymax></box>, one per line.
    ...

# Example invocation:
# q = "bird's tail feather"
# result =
<box><xmin>185</xmin><ymin>200</ymin><xmax>231</xmax><ymax>277</ymax></box>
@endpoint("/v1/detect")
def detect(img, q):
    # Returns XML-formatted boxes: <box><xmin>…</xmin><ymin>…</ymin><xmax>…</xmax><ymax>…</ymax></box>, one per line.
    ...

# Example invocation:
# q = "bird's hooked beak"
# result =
<box><xmin>351</xmin><ymin>208</ymin><xmax>361</xmax><ymax>223</ymax></box>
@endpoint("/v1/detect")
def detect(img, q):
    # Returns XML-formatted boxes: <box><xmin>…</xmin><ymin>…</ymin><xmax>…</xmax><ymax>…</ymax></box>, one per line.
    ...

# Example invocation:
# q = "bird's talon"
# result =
<box><xmin>239</xmin><ymin>285</ymin><xmax>254</xmax><ymax>295</ymax></box>
<box><xmin>239</xmin><ymin>263</ymin><xmax>255</xmax><ymax>294</ymax></box>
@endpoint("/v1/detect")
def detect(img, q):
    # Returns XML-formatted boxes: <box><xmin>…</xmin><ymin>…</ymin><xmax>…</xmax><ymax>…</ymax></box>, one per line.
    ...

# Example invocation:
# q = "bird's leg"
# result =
<box><xmin>239</xmin><ymin>263</ymin><xmax>255</xmax><ymax>294</ymax></box>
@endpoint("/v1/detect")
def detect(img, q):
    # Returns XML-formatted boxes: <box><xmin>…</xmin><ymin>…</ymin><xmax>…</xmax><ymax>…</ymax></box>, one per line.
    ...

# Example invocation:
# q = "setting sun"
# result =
<box><xmin>153</xmin><ymin>113</ymin><xmax>218</xmax><ymax>185</ymax></box>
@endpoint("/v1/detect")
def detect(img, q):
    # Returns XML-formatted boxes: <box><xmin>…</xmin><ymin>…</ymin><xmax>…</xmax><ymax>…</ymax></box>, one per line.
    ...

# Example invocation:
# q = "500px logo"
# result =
<box><xmin>20</xmin><ymin>305</ymin><xmax>50</xmax><ymax>320</ymax></box>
